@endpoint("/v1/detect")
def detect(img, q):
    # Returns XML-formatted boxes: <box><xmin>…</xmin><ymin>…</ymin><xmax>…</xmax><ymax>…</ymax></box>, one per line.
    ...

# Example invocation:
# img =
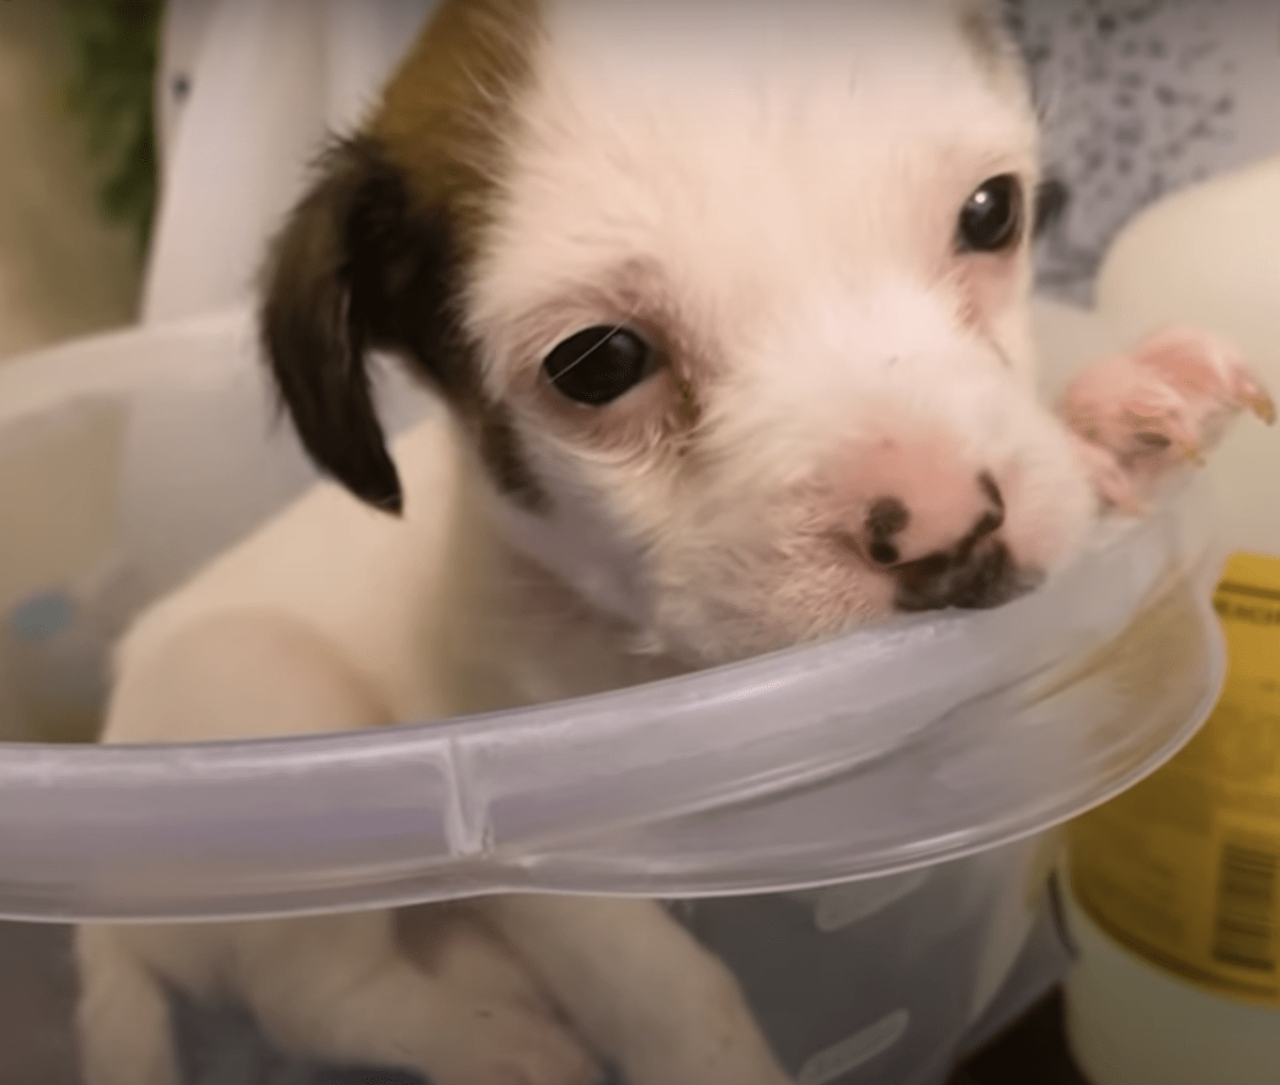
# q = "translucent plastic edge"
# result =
<box><xmin>0</xmin><ymin>478</ymin><xmax>1224</xmax><ymax>922</ymax></box>
<box><xmin>8</xmin><ymin>594</ymin><xmax>1222</xmax><ymax>925</ymax></box>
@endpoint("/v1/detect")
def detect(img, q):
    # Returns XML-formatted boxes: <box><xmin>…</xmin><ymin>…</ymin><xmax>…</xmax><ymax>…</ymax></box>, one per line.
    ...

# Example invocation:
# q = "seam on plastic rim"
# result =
<box><xmin>442</xmin><ymin>735</ymin><xmax>491</xmax><ymax>858</ymax></box>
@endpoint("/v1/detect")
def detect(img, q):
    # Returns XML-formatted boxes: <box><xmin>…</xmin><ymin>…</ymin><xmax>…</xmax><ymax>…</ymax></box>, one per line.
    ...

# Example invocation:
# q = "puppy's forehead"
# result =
<box><xmin>540</xmin><ymin>1</ymin><xmax>1015</xmax><ymax>104</ymax></box>
<box><xmin>528</xmin><ymin>1</ymin><xmax>1034</xmax><ymax>162</ymax></box>
<box><xmin>467</xmin><ymin>0</ymin><xmax>1037</xmax><ymax>336</ymax></box>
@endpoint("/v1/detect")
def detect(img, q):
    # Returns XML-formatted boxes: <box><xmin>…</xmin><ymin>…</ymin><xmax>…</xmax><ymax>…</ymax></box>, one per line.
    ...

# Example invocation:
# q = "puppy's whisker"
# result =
<box><xmin>457</xmin><ymin>58</ymin><xmax>503</xmax><ymax>110</ymax></box>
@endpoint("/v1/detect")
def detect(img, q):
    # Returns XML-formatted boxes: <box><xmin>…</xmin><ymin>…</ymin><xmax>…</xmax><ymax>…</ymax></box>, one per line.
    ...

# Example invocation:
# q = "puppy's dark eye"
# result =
<box><xmin>957</xmin><ymin>174</ymin><xmax>1024</xmax><ymax>254</ymax></box>
<box><xmin>542</xmin><ymin>326</ymin><xmax>657</xmax><ymax>405</ymax></box>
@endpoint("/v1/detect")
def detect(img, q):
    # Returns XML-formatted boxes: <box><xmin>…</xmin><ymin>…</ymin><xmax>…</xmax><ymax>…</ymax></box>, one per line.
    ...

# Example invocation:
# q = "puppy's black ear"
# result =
<box><xmin>260</xmin><ymin>137</ymin><xmax>432</xmax><ymax>515</ymax></box>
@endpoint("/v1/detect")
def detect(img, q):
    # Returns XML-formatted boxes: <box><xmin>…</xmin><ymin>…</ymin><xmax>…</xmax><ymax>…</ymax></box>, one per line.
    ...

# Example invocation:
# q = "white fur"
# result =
<box><xmin>467</xmin><ymin>0</ymin><xmax>1095</xmax><ymax>662</ymax></box>
<box><xmin>78</xmin><ymin>5</ymin><xmax>1116</xmax><ymax>1085</ymax></box>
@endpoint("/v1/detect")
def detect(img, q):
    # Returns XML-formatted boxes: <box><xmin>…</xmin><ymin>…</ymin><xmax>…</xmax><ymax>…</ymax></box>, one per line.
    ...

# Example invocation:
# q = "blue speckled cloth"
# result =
<box><xmin>1004</xmin><ymin>0</ymin><xmax>1280</xmax><ymax>302</ymax></box>
<box><xmin>170</xmin><ymin>5</ymin><xmax>1280</xmax><ymax>1084</ymax></box>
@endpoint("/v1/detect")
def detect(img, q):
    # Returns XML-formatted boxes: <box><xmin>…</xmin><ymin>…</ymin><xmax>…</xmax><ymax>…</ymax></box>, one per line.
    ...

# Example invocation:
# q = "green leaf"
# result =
<box><xmin>56</xmin><ymin>0</ymin><xmax>163</xmax><ymax>252</ymax></box>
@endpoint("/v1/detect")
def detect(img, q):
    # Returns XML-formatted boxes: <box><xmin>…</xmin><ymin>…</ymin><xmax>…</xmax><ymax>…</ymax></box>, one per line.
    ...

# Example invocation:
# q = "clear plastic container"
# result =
<box><xmin>0</xmin><ymin>309</ymin><xmax>1228</xmax><ymax>1084</ymax></box>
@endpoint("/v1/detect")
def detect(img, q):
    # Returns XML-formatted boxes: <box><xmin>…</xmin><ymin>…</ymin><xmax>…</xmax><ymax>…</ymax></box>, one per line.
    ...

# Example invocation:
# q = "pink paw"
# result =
<box><xmin>1059</xmin><ymin>325</ymin><xmax>1275</xmax><ymax>511</ymax></box>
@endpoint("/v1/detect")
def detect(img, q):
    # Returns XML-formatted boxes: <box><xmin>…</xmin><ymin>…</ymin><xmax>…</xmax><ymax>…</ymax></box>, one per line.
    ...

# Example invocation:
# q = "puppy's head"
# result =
<box><xmin>262</xmin><ymin>0</ymin><xmax>1097</xmax><ymax>666</ymax></box>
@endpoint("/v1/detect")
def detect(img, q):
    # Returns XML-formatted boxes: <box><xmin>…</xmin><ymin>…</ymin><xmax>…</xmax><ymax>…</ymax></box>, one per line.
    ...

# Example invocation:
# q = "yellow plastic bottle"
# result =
<box><xmin>1064</xmin><ymin>154</ymin><xmax>1280</xmax><ymax>1085</ymax></box>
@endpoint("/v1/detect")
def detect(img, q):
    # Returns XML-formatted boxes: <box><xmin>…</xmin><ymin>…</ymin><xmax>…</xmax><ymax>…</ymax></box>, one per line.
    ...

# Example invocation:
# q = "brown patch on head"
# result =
<box><xmin>371</xmin><ymin>0</ymin><xmax>542</xmax><ymax>254</ymax></box>
<box><xmin>954</xmin><ymin>0</ymin><xmax>1028</xmax><ymax>98</ymax></box>
<box><xmin>476</xmin><ymin>403</ymin><xmax>551</xmax><ymax>512</ymax></box>
<box><xmin>259</xmin><ymin>0</ymin><xmax>554</xmax><ymax>515</ymax></box>
<box><xmin>371</xmin><ymin>0</ymin><xmax>552</xmax><ymax>511</ymax></box>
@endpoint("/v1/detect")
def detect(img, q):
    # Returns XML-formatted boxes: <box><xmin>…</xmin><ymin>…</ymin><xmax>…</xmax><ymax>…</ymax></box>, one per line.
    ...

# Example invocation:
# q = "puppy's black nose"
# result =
<box><xmin>861</xmin><ymin>472</ymin><xmax>1005</xmax><ymax>570</ymax></box>
<box><xmin>893</xmin><ymin>539</ymin><xmax>1034</xmax><ymax>612</ymax></box>
<box><xmin>868</xmin><ymin>472</ymin><xmax>1034</xmax><ymax>612</ymax></box>
<box><xmin>865</xmin><ymin>496</ymin><xmax>911</xmax><ymax>566</ymax></box>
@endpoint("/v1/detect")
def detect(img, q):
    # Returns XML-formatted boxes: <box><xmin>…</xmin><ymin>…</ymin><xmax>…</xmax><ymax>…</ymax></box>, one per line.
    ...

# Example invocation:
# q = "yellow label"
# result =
<box><xmin>1071</xmin><ymin>552</ymin><xmax>1280</xmax><ymax>1005</ymax></box>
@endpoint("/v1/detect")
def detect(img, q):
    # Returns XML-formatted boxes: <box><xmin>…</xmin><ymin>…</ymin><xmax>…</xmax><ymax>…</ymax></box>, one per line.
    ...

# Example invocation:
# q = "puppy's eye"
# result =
<box><xmin>542</xmin><ymin>326</ymin><xmax>657</xmax><ymax>405</ymax></box>
<box><xmin>957</xmin><ymin>174</ymin><xmax>1024</xmax><ymax>254</ymax></box>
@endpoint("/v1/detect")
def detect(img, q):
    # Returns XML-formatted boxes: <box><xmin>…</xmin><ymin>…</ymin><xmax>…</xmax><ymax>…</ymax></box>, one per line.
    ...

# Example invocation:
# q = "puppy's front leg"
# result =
<box><xmin>478</xmin><ymin>895</ymin><xmax>792</xmax><ymax>1085</ymax></box>
<box><xmin>1060</xmin><ymin>325</ymin><xmax>1275</xmax><ymax>510</ymax></box>
<box><xmin>236</xmin><ymin>909</ymin><xmax>601</xmax><ymax>1085</ymax></box>
<box><xmin>77</xmin><ymin>925</ymin><xmax>181</xmax><ymax>1085</ymax></box>
<box><xmin>80</xmin><ymin>910</ymin><xmax>602</xmax><ymax>1085</ymax></box>
<box><xmin>78</xmin><ymin>614</ymin><xmax>600</xmax><ymax>1085</ymax></box>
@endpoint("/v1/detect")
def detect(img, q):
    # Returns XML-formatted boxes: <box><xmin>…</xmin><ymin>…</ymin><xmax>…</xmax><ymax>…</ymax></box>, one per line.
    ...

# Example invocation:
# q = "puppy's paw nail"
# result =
<box><xmin>1246</xmin><ymin>389</ymin><xmax>1277</xmax><ymax>425</ymax></box>
<box><xmin>1220</xmin><ymin>361</ymin><xmax>1276</xmax><ymax>422</ymax></box>
<box><xmin>1129</xmin><ymin>419</ymin><xmax>1198</xmax><ymax>464</ymax></box>
<box><xmin>1061</xmin><ymin>324</ymin><xmax>1275</xmax><ymax>499</ymax></box>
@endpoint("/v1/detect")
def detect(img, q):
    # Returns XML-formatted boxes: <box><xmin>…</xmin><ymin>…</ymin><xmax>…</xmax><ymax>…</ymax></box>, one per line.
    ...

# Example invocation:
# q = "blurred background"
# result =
<box><xmin>0</xmin><ymin>0</ymin><xmax>157</xmax><ymax>362</ymax></box>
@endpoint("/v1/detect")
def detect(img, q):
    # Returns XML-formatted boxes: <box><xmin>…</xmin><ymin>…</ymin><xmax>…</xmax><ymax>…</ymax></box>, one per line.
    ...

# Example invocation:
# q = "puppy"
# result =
<box><xmin>76</xmin><ymin>3</ymin><xmax>1273</xmax><ymax>1085</ymax></box>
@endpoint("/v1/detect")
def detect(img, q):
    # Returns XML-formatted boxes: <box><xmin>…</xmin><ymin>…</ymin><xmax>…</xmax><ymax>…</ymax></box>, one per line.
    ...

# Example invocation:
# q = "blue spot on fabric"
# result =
<box><xmin>8</xmin><ymin>592</ymin><xmax>77</xmax><ymax>642</ymax></box>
